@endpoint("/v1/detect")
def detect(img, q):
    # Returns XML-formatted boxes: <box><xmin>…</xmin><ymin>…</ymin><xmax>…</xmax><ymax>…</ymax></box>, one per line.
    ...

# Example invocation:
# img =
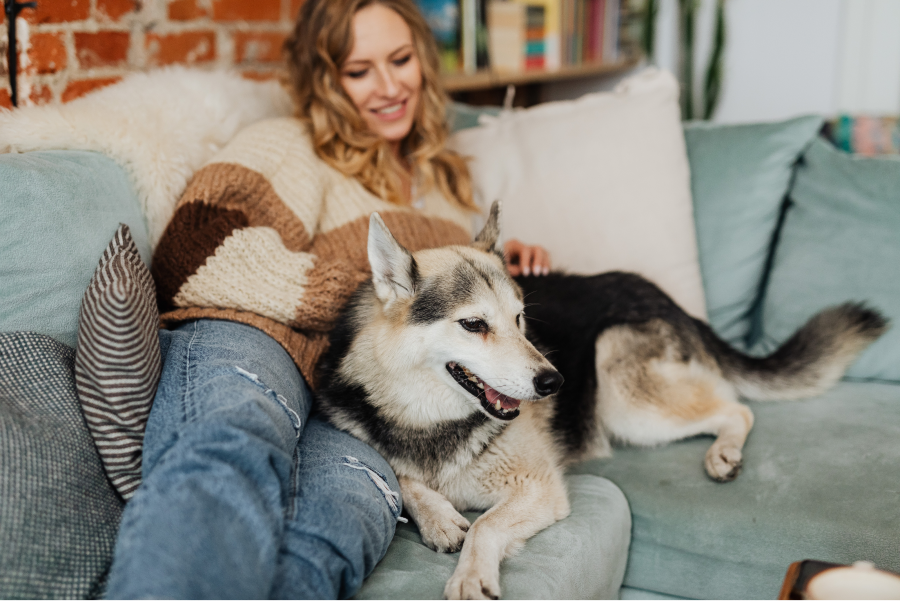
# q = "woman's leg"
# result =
<box><xmin>105</xmin><ymin>319</ymin><xmax>310</xmax><ymax>599</ymax></box>
<box><xmin>271</xmin><ymin>416</ymin><xmax>402</xmax><ymax>599</ymax></box>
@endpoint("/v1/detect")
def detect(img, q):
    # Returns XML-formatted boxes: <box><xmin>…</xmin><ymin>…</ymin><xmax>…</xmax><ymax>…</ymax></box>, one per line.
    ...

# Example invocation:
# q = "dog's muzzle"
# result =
<box><xmin>446</xmin><ymin>362</ymin><xmax>562</xmax><ymax>421</ymax></box>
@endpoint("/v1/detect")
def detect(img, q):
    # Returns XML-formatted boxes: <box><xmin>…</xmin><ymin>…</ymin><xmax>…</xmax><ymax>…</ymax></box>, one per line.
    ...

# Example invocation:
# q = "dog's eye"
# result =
<box><xmin>516</xmin><ymin>314</ymin><xmax>522</xmax><ymax>328</ymax></box>
<box><xmin>459</xmin><ymin>318</ymin><xmax>488</xmax><ymax>333</ymax></box>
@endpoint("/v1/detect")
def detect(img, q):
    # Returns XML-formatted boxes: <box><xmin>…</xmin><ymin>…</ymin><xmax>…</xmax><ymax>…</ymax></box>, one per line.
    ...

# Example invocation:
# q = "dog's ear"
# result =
<box><xmin>473</xmin><ymin>200</ymin><xmax>501</xmax><ymax>254</ymax></box>
<box><xmin>368</xmin><ymin>212</ymin><xmax>417</xmax><ymax>306</ymax></box>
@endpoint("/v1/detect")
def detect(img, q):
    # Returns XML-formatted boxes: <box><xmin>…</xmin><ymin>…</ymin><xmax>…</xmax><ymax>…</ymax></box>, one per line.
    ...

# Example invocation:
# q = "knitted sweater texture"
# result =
<box><xmin>151</xmin><ymin>117</ymin><xmax>473</xmax><ymax>386</ymax></box>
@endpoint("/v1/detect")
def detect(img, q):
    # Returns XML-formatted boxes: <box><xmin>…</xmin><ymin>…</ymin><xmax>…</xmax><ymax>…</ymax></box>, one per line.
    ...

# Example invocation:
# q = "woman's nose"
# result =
<box><xmin>376</xmin><ymin>68</ymin><xmax>400</xmax><ymax>97</ymax></box>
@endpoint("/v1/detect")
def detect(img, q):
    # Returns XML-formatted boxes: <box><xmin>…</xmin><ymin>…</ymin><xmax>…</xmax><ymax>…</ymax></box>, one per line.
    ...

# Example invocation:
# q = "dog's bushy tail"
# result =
<box><xmin>701</xmin><ymin>303</ymin><xmax>888</xmax><ymax>401</ymax></box>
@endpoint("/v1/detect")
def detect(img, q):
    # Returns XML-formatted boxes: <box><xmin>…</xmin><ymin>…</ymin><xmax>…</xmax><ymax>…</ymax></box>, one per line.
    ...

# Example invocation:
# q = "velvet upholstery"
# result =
<box><xmin>683</xmin><ymin>116</ymin><xmax>823</xmax><ymax>347</ymax></box>
<box><xmin>571</xmin><ymin>381</ymin><xmax>900</xmax><ymax>599</ymax></box>
<box><xmin>355</xmin><ymin>475</ymin><xmax>632</xmax><ymax>599</ymax></box>
<box><xmin>0</xmin><ymin>151</ymin><xmax>151</xmax><ymax>348</ymax></box>
<box><xmin>755</xmin><ymin>137</ymin><xmax>900</xmax><ymax>381</ymax></box>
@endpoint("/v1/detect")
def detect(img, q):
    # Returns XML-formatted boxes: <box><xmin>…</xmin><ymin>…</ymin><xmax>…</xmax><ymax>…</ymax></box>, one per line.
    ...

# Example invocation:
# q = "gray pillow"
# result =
<box><xmin>75</xmin><ymin>224</ymin><xmax>161</xmax><ymax>500</ymax></box>
<box><xmin>0</xmin><ymin>332</ymin><xmax>123</xmax><ymax>599</ymax></box>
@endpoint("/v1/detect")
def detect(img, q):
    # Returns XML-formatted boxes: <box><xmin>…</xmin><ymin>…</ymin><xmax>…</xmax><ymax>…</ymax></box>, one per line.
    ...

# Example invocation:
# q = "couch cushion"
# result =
<box><xmin>0</xmin><ymin>150</ymin><xmax>151</xmax><ymax>348</ymax></box>
<box><xmin>570</xmin><ymin>381</ymin><xmax>900</xmax><ymax>600</ymax></box>
<box><xmin>450</xmin><ymin>68</ymin><xmax>707</xmax><ymax>319</ymax></box>
<box><xmin>683</xmin><ymin>116</ymin><xmax>823</xmax><ymax>347</ymax></box>
<box><xmin>448</xmin><ymin>102</ymin><xmax>501</xmax><ymax>132</ymax></box>
<box><xmin>754</xmin><ymin>137</ymin><xmax>900</xmax><ymax>381</ymax></box>
<box><xmin>354</xmin><ymin>474</ymin><xmax>631</xmax><ymax>600</ymax></box>
<box><xmin>0</xmin><ymin>332</ymin><xmax>124</xmax><ymax>599</ymax></box>
<box><xmin>75</xmin><ymin>224</ymin><xmax>161</xmax><ymax>501</ymax></box>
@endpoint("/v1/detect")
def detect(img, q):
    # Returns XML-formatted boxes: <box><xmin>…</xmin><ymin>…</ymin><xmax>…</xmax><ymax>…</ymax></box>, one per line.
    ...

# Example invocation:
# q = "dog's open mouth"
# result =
<box><xmin>446</xmin><ymin>362</ymin><xmax>522</xmax><ymax>421</ymax></box>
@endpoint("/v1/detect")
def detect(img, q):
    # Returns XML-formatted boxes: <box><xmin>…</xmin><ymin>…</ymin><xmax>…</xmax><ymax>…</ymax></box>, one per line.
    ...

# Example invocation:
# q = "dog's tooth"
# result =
<box><xmin>477</xmin><ymin>382</ymin><xmax>484</xmax><ymax>390</ymax></box>
<box><xmin>468</xmin><ymin>376</ymin><xmax>478</xmax><ymax>383</ymax></box>
<box><xmin>495</xmin><ymin>401</ymin><xmax>501</xmax><ymax>411</ymax></box>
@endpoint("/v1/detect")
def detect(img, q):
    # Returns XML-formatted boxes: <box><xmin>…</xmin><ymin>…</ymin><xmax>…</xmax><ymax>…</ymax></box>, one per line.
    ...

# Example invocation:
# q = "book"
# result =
<box><xmin>514</xmin><ymin>0</ymin><xmax>560</xmax><ymax>70</ymax></box>
<box><xmin>487</xmin><ymin>1</ymin><xmax>526</xmax><ymax>72</ymax></box>
<box><xmin>602</xmin><ymin>0</ymin><xmax>619</xmax><ymax>62</ymax></box>
<box><xmin>416</xmin><ymin>0</ymin><xmax>461</xmax><ymax>72</ymax></box>
<box><xmin>524</xmin><ymin>4</ymin><xmax>546</xmax><ymax>70</ymax></box>
<box><xmin>461</xmin><ymin>0</ymin><xmax>477</xmax><ymax>73</ymax></box>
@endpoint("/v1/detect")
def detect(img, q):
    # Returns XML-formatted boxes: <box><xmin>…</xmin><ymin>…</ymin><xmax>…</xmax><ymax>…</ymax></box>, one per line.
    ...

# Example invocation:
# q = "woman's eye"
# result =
<box><xmin>344</xmin><ymin>69</ymin><xmax>368</xmax><ymax>79</ymax></box>
<box><xmin>393</xmin><ymin>54</ymin><xmax>412</xmax><ymax>67</ymax></box>
<box><xmin>459</xmin><ymin>318</ymin><xmax>488</xmax><ymax>333</ymax></box>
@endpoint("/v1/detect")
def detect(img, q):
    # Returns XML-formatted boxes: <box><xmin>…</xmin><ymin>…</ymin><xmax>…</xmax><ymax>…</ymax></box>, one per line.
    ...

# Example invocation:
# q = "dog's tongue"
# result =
<box><xmin>484</xmin><ymin>383</ymin><xmax>521</xmax><ymax>410</ymax></box>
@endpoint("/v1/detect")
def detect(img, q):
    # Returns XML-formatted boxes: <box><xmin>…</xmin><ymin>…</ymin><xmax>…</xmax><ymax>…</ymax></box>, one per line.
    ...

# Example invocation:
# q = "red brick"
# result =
<box><xmin>96</xmin><ymin>0</ymin><xmax>137</xmax><ymax>21</ymax></box>
<box><xmin>75</xmin><ymin>31</ymin><xmax>130</xmax><ymax>68</ymax></box>
<box><xmin>240</xmin><ymin>69</ymin><xmax>280</xmax><ymax>81</ymax></box>
<box><xmin>0</xmin><ymin>89</ymin><xmax>12</xmax><ymax>109</ymax></box>
<box><xmin>212</xmin><ymin>0</ymin><xmax>279</xmax><ymax>22</ymax></box>
<box><xmin>28</xmin><ymin>32</ymin><xmax>68</xmax><ymax>74</ymax></box>
<box><xmin>289</xmin><ymin>0</ymin><xmax>305</xmax><ymax>20</ymax></box>
<box><xmin>62</xmin><ymin>77</ymin><xmax>121</xmax><ymax>102</ymax></box>
<box><xmin>29</xmin><ymin>84</ymin><xmax>53</xmax><ymax>104</ymax></box>
<box><xmin>30</xmin><ymin>0</ymin><xmax>91</xmax><ymax>24</ymax></box>
<box><xmin>168</xmin><ymin>0</ymin><xmax>208</xmax><ymax>20</ymax></box>
<box><xmin>145</xmin><ymin>31</ymin><xmax>215</xmax><ymax>66</ymax></box>
<box><xmin>234</xmin><ymin>31</ymin><xmax>285</xmax><ymax>63</ymax></box>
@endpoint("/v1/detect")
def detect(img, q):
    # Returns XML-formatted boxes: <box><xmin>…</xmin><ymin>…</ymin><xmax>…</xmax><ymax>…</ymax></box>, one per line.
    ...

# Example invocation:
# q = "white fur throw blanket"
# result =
<box><xmin>0</xmin><ymin>67</ymin><xmax>293</xmax><ymax>248</ymax></box>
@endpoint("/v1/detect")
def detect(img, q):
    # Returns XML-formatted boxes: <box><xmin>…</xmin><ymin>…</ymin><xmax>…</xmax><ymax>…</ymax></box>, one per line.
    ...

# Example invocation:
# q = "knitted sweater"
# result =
<box><xmin>151</xmin><ymin>117</ymin><xmax>474</xmax><ymax>386</ymax></box>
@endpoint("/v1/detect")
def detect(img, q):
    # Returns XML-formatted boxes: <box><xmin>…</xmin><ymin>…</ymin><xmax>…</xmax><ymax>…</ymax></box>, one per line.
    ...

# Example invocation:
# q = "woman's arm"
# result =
<box><xmin>151</xmin><ymin>119</ymin><xmax>368</xmax><ymax>333</ymax></box>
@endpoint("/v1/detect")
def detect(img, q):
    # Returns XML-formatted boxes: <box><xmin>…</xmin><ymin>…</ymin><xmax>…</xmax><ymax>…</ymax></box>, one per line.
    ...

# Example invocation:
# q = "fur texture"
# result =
<box><xmin>316</xmin><ymin>203</ymin><xmax>887</xmax><ymax>599</ymax></box>
<box><xmin>0</xmin><ymin>67</ymin><xmax>292</xmax><ymax>247</ymax></box>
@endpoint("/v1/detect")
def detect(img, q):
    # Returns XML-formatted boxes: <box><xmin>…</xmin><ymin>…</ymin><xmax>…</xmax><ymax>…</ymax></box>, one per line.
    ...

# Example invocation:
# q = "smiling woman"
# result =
<box><xmin>340</xmin><ymin>5</ymin><xmax>422</xmax><ymax>149</ymax></box>
<box><xmin>284</xmin><ymin>0</ymin><xmax>477</xmax><ymax>210</ymax></box>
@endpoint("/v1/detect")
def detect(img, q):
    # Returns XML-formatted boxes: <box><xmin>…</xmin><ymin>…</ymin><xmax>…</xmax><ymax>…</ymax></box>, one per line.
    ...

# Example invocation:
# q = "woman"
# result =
<box><xmin>105</xmin><ymin>0</ymin><xmax>549</xmax><ymax>598</ymax></box>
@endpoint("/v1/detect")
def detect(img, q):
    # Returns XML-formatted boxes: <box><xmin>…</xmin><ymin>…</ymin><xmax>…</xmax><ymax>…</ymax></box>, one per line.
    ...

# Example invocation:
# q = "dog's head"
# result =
<box><xmin>366</xmin><ymin>202</ymin><xmax>563</xmax><ymax>422</ymax></box>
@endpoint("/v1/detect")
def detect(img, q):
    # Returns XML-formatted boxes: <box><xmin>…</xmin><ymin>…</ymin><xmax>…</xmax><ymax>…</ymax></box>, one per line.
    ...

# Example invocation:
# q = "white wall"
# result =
<box><xmin>837</xmin><ymin>0</ymin><xmax>900</xmax><ymax>115</ymax></box>
<box><xmin>545</xmin><ymin>0</ymin><xmax>900</xmax><ymax>122</ymax></box>
<box><xmin>657</xmin><ymin>0</ymin><xmax>900</xmax><ymax>123</ymax></box>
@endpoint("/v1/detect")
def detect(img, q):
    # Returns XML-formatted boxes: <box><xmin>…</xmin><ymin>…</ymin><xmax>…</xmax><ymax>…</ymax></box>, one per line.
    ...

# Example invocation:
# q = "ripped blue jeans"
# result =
<box><xmin>105</xmin><ymin>319</ymin><xmax>401</xmax><ymax>599</ymax></box>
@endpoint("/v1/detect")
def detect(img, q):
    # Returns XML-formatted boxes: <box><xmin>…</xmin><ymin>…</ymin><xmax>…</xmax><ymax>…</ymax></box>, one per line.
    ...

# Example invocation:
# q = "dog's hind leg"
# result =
<box><xmin>701</xmin><ymin>402</ymin><xmax>754</xmax><ymax>481</ymax></box>
<box><xmin>596</xmin><ymin>324</ymin><xmax>755</xmax><ymax>481</ymax></box>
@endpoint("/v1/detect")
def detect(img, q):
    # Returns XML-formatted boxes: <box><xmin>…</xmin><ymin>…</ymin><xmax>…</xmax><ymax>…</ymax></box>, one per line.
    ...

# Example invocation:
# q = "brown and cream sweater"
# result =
<box><xmin>151</xmin><ymin>117</ymin><xmax>473</xmax><ymax>387</ymax></box>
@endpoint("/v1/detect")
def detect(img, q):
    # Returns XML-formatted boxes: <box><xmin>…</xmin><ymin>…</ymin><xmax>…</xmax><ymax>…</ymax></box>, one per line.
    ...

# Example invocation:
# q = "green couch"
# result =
<box><xmin>2</xmin><ymin>112</ymin><xmax>899</xmax><ymax>599</ymax></box>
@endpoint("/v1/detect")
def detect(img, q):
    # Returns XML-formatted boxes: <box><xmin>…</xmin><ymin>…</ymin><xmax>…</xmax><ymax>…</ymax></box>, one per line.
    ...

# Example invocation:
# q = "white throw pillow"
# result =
<box><xmin>450</xmin><ymin>67</ymin><xmax>707</xmax><ymax>318</ymax></box>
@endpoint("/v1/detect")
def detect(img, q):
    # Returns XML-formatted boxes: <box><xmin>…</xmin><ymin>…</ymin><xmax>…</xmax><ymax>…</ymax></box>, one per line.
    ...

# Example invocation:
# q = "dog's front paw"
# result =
<box><xmin>443</xmin><ymin>563</ymin><xmax>500</xmax><ymax>600</ymax></box>
<box><xmin>418</xmin><ymin>509</ymin><xmax>471</xmax><ymax>553</ymax></box>
<box><xmin>705</xmin><ymin>443</ymin><xmax>743</xmax><ymax>482</ymax></box>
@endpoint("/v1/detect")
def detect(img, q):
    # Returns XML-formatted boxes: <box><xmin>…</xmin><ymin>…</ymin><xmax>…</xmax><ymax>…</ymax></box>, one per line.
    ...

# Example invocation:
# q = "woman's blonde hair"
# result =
<box><xmin>284</xmin><ymin>0</ymin><xmax>476</xmax><ymax>210</ymax></box>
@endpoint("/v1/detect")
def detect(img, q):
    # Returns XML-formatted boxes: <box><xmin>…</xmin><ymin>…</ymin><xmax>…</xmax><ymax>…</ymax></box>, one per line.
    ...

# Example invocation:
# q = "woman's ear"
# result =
<box><xmin>473</xmin><ymin>200</ymin><xmax>501</xmax><ymax>254</ymax></box>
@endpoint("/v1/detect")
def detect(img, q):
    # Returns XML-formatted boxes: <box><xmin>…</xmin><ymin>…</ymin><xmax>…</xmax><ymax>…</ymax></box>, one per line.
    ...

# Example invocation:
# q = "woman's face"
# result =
<box><xmin>341</xmin><ymin>3</ymin><xmax>422</xmax><ymax>148</ymax></box>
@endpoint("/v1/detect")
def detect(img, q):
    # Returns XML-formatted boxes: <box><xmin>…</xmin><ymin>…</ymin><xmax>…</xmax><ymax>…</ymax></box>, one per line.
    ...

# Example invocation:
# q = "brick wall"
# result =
<box><xmin>0</xmin><ymin>0</ymin><xmax>303</xmax><ymax>108</ymax></box>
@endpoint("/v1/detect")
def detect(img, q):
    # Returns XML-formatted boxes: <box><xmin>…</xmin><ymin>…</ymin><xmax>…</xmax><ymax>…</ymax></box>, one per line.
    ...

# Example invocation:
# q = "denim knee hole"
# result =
<box><xmin>234</xmin><ymin>366</ymin><xmax>302</xmax><ymax>437</ymax></box>
<box><xmin>341</xmin><ymin>456</ymin><xmax>406</xmax><ymax>523</ymax></box>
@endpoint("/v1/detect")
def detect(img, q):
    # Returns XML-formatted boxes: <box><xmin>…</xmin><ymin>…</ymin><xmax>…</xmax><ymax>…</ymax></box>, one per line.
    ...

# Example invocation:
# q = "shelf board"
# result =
<box><xmin>441</xmin><ymin>56</ymin><xmax>640</xmax><ymax>92</ymax></box>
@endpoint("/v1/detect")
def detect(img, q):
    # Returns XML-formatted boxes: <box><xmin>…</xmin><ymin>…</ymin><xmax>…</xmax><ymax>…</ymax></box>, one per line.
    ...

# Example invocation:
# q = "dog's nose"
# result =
<box><xmin>533</xmin><ymin>370</ymin><xmax>563</xmax><ymax>396</ymax></box>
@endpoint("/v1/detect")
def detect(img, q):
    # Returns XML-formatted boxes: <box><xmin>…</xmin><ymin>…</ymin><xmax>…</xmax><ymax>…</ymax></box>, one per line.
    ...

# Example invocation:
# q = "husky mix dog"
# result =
<box><xmin>315</xmin><ymin>203</ymin><xmax>886</xmax><ymax>600</ymax></box>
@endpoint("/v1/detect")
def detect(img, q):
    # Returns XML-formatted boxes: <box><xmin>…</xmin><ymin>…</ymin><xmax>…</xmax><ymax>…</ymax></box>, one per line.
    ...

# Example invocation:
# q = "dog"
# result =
<box><xmin>315</xmin><ymin>202</ymin><xmax>887</xmax><ymax>600</ymax></box>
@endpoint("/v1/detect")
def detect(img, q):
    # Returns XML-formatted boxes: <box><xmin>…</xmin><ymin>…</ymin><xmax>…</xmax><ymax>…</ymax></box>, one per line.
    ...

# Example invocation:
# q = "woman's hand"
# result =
<box><xmin>503</xmin><ymin>239</ymin><xmax>551</xmax><ymax>277</ymax></box>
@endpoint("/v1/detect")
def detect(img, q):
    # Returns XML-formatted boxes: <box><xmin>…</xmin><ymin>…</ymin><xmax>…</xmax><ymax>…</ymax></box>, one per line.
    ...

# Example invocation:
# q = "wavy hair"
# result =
<box><xmin>284</xmin><ymin>0</ymin><xmax>476</xmax><ymax>210</ymax></box>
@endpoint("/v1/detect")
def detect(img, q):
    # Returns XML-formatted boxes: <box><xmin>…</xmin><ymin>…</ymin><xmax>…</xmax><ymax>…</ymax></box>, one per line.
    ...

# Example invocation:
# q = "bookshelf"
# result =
<box><xmin>441</xmin><ymin>56</ymin><xmax>640</xmax><ymax>93</ymax></box>
<box><xmin>421</xmin><ymin>0</ymin><xmax>642</xmax><ymax>106</ymax></box>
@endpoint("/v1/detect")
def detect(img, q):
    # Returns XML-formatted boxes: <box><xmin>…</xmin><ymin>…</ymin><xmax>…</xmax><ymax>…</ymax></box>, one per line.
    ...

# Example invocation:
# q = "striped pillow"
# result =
<box><xmin>75</xmin><ymin>224</ymin><xmax>160</xmax><ymax>500</ymax></box>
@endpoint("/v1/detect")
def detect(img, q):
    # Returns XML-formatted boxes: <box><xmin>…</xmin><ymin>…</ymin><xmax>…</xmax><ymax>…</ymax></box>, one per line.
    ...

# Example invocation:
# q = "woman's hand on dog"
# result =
<box><xmin>504</xmin><ymin>239</ymin><xmax>551</xmax><ymax>277</ymax></box>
